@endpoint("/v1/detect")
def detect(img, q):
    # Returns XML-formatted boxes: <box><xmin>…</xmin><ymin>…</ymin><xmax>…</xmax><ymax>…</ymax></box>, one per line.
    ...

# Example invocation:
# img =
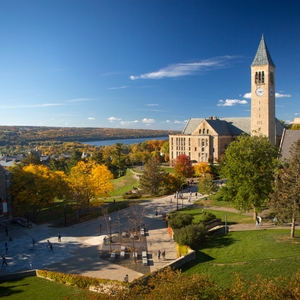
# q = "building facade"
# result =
<box><xmin>169</xmin><ymin>36</ymin><xmax>282</xmax><ymax>165</ymax></box>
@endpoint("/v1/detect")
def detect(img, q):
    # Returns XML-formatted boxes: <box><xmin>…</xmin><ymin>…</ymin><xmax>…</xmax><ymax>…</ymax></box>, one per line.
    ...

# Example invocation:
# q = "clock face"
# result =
<box><xmin>256</xmin><ymin>88</ymin><xmax>264</xmax><ymax>97</ymax></box>
<box><xmin>270</xmin><ymin>88</ymin><xmax>274</xmax><ymax>96</ymax></box>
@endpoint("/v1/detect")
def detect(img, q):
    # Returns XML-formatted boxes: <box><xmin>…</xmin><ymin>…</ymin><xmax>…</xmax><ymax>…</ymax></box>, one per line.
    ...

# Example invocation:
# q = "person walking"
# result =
<box><xmin>5</xmin><ymin>243</ymin><xmax>8</xmax><ymax>253</ymax></box>
<box><xmin>157</xmin><ymin>250</ymin><xmax>161</xmax><ymax>260</ymax></box>
<box><xmin>32</xmin><ymin>238</ymin><xmax>36</xmax><ymax>248</ymax></box>
<box><xmin>47</xmin><ymin>240</ymin><xmax>51</xmax><ymax>248</ymax></box>
<box><xmin>124</xmin><ymin>274</ymin><xmax>128</xmax><ymax>282</ymax></box>
<box><xmin>58</xmin><ymin>233</ymin><xmax>61</xmax><ymax>242</ymax></box>
<box><xmin>161</xmin><ymin>250</ymin><xmax>165</xmax><ymax>260</ymax></box>
<box><xmin>1</xmin><ymin>256</ymin><xmax>8</xmax><ymax>267</ymax></box>
<box><xmin>49</xmin><ymin>243</ymin><xmax>53</xmax><ymax>252</ymax></box>
<box><xmin>99</xmin><ymin>223</ymin><xmax>102</xmax><ymax>234</ymax></box>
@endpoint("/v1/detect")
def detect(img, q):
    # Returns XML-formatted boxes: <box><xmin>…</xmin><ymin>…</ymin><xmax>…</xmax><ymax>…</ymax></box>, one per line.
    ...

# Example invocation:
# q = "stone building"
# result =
<box><xmin>0</xmin><ymin>165</ymin><xmax>11</xmax><ymax>217</ymax></box>
<box><xmin>169</xmin><ymin>36</ymin><xmax>284</xmax><ymax>165</ymax></box>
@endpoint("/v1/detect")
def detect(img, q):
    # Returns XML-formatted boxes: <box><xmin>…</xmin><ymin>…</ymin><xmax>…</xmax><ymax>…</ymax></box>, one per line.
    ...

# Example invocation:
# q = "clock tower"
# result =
<box><xmin>251</xmin><ymin>35</ymin><xmax>276</xmax><ymax>144</ymax></box>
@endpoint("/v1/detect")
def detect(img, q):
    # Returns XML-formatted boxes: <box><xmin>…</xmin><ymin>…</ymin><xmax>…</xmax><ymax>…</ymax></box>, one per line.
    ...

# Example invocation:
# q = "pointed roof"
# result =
<box><xmin>251</xmin><ymin>35</ymin><xmax>275</xmax><ymax>66</ymax></box>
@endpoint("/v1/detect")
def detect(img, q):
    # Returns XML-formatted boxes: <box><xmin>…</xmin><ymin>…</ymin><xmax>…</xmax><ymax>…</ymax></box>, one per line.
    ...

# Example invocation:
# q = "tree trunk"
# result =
<box><xmin>253</xmin><ymin>208</ymin><xmax>257</xmax><ymax>221</ymax></box>
<box><xmin>290</xmin><ymin>217</ymin><xmax>295</xmax><ymax>238</ymax></box>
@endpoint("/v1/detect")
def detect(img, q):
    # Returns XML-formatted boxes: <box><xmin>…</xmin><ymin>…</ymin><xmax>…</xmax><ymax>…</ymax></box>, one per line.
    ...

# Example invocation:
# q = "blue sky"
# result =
<box><xmin>0</xmin><ymin>0</ymin><xmax>299</xmax><ymax>131</ymax></box>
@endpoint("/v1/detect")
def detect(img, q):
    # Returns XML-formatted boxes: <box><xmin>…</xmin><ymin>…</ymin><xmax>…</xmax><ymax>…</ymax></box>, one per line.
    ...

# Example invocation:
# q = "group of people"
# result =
<box><xmin>157</xmin><ymin>249</ymin><xmax>166</xmax><ymax>260</ymax></box>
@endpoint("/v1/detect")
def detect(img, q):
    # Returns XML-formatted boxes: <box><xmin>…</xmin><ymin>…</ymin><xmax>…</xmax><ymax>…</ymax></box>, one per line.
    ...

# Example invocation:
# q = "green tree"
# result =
<box><xmin>168</xmin><ymin>213</ymin><xmax>194</xmax><ymax>229</ymax></box>
<box><xmin>198</xmin><ymin>174</ymin><xmax>217</xmax><ymax>199</ymax></box>
<box><xmin>270</xmin><ymin>140</ymin><xmax>300</xmax><ymax>238</ymax></box>
<box><xmin>220</xmin><ymin>134</ymin><xmax>279</xmax><ymax>218</ymax></box>
<box><xmin>139</xmin><ymin>157</ymin><xmax>166</xmax><ymax>195</ymax></box>
<box><xmin>174</xmin><ymin>224</ymin><xmax>207</xmax><ymax>248</ymax></box>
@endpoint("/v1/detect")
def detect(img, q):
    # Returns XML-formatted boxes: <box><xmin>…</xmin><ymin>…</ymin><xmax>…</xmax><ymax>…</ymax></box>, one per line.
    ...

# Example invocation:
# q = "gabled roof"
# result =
<box><xmin>280</xmin><ymin>129</ymin><xmax>300</xmax><ymax>160</ymax></box>
<box><xmin>252</xmin><ymin>35</ymin><xmax>275</xmax><ymax>67</ymax></box>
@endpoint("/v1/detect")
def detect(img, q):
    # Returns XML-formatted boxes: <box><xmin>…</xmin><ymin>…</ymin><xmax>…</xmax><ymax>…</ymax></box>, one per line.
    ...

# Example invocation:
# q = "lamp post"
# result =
<box><xmin>109</xmin><ymin>217</ymin><xmax>112</xmax><ymax>253</ymax></box>
<box><xmin>176</xmin><ymin>192</ymin><xmax>179</xmax><ymax>210</ymax></box>
<box><xmin>224</xmin><ymin>213</ymin><xmax>227</xmax><ymax>234</ymax></box>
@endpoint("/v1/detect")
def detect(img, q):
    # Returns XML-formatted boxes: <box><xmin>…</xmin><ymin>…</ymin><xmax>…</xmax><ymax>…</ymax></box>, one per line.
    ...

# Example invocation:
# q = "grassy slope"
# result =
<box><xmin>0</xmin><ymin>276</ymin><xmax>96</xmax><ymax>300</ymax></box>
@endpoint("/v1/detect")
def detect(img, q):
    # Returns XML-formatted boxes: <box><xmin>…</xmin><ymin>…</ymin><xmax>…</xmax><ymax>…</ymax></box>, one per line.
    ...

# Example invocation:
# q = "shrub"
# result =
<box><xmin>123</xmin><ymin>192</ymin><xmax>141</xmax><ymax>199</ymax></box>
<box><xmin>168</xmin><ymin>213</ymin><xmax>194</xmax><ymax>229</ymax></box>
<box><xmin>174</xmin><ymin>224</ymin><xmax>207</xmax><ymax>249</ymax></box>
<box><xmin>200</xmin><ymin>211</ymin><xmax>217</xmax><ymax>224</ymax></box>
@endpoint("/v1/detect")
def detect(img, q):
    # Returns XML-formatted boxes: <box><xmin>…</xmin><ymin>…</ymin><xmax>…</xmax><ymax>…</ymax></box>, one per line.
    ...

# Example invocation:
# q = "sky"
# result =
<box><xmin>0</xmin><ymin>0</ymin><xmax>299</xmax><ymax>131</ymax></box>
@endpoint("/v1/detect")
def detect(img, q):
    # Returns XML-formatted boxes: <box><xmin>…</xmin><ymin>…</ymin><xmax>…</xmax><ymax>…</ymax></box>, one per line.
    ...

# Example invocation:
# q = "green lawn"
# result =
<box><xmin>182</xmin><ymin>229</ymin><xmax>300</xmax><ymax>287</ymax></box>
<box><xmin>0</xmin><ymin>276</ymin><xmax>97</xmax><ymax>300</ymax></box>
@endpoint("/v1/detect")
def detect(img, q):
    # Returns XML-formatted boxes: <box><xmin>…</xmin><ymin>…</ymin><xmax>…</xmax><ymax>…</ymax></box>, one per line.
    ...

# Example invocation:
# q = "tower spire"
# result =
<box><xmin>252</xmin><ymin>35</ymin><xmax>275</xmax><ymax>66</ymax></box>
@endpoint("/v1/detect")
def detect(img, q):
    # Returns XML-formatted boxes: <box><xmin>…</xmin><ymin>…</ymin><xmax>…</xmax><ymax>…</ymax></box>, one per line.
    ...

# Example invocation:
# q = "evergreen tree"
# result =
<box><xmin>270</xmin><ymin>140</ymin><xmax>300</xmax><ymax>238</ymax></box>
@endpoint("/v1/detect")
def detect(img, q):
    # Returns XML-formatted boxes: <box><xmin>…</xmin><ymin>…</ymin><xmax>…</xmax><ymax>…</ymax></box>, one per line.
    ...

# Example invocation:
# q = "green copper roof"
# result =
<box><xmin>252</xmin><ymin>35</ymin><xmax>275</xmax><ymax>66</ymax></box>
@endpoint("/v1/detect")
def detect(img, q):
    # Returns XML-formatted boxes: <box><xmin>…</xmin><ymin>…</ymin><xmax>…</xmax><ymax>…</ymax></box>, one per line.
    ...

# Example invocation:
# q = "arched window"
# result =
<box><xmin>255</xmin><ymin>72</ymin><xmax>259</xmax><ymax>84</ymax></box>
<box><xmin>262</xmin><ymin>71</ymin><xmax>265</xmax><ymax>83</ymax></box>
<box><xmin>258</xmin><ymin>72</ymin><xmax>261</xmax><ymax>83</ymax></box>
<box><xmin>199</xmin><ymin>129</ymin><xmax>201</xmax><ymax>134</ymax></box>
<box><xmin>207</xmin><ymin>129</ymin><xmax>209</xmax><ymax>134</ymax></box>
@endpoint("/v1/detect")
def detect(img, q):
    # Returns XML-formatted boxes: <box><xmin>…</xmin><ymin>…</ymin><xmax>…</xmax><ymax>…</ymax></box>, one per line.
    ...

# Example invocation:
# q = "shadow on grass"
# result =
<box><xmin>0</xmin><ymin>281</ymin><xmax>28</xmax><ymax>297</ymax></box>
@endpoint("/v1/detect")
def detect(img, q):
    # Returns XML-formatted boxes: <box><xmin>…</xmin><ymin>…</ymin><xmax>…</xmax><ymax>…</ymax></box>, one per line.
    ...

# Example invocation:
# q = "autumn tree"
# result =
<box><xmin>174</xmin><ymin>154</ymin><xmax>194</xmax><ymax>183</ymax></box>
<box><xmin>139</xmin><ymin>157</ymin><xmax>167</xmax><ymax>195</ymax></box>
<box><xmin>198</xmin><ymin>174</ymin><xmax>217</xmax><ymax>199</ymax></box>
<box><xmin>68</xmin><ymin>161</ymin><xmax>114</xmax><ymax>219</ymax></box>
<box><xmin>270</xmin><ymin>140</ymin><xmax>300</xmax><ymax>238</ymax></box>
<box><xmin>220</xmin><ymin>134</ymin><xmax>279</xmax><ymax>218</ymax></box>
<box><xmin>194</xmin><ymin>162</ymin><xmax>211</xmax><ymax>177</ymax></box>
<box><xmin>9</xmin><ymin>164</ymin><xmax>69</xmax><ymax>222</ymax></box>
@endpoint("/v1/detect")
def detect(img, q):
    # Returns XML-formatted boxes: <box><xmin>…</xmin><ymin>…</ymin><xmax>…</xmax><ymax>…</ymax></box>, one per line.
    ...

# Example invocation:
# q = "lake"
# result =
<box><xmin>82</xmin><ymin>136</ymin><xmax>168</xmax><ymax>146</ymax></box>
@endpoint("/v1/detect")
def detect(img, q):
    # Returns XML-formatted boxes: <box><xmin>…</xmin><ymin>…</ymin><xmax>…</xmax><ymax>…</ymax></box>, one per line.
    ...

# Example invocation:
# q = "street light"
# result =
<box><xmin>224</xmin><ymin>213</ymin><xmax>227</xmax><ymax>234</ymax></box>
<box><xmin>109</xmin><ymin>217</ymin><xmax>112</xmax><ymax>253</ymax></box>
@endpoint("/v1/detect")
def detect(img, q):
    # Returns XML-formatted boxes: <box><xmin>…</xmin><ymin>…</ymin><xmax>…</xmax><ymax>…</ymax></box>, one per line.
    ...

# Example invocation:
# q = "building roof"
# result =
<box><xmin>251</xmin><ymin>35</ymin><xmax>275</xmax><ymax>67</ymax></box>
<box><xmin>181</xmin><ymin>117</ymin><xmax>283</xmax><ymax>138</ymax></box>
<box><xmin>280</xmin><ymin>129</ymin><xmax>300</xmax><ymax>160</ymax></box>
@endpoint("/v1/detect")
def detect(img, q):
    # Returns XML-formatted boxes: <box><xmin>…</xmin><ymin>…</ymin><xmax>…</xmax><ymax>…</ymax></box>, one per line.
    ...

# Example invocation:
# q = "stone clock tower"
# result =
<box><xmin>251</xmin><ymin>35</ymin><xmax>276</xmax><ymax>144</ymax></box>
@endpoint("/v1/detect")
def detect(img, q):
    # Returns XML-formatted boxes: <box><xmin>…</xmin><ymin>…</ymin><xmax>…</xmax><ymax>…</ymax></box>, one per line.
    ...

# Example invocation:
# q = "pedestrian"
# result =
<box><xmin>99</xmin><ymin>223</ymin><xmax>102</xmax><ymax>233</ymax></box>
<box><xmin>58</xmin><ymin>233</ymin><xmax>61</xmax><ymax>242</ymax></box>
<box><xmin>47</xmin><ymin>239</ymin><xmax>51</xmax><ymax>248</ymax></box>
<box><xmin>195</xmin><ymin>192</ymin><xmax>198</xmax><ymax>198</ymax></box>
<box><xmin>1</xmin><ymin>256</ymin><xmax>7</xmax><ymax>267</ymax></box>
<box><xmin>32</xmin><ymin>238</ymin><xmax>36</xmax><ymax>248</ymax></box>
<box><xmin>124</xmin><ymin>274</ymin><xmax>128</xmax><ymax>282</ymax></box>
<box><xmin>5</xmin><ymin>227</ymin><xmax>8</xmax><ymax>236</ymax></box>
<box><xmin>49</xmin><ymin>243</ymin><xmax>53</xmax><ymax>252</ymax></box>
<box><xmin>103</xmin><ymin>236</ymin><xmax>106</xmax><ymax>245</ymax></box>
<box><xmin>170</xmin><ymin>198</ymin><xmax>172</xmax><ymax>204</ymax></box>
<box><xmin>5</xmin><ymin>243</ymin><xmax>8</xmax><ymax>253</ymax></box>
<box><xmin>162</xmin><ymin>250</ymin><xmax>165</xmax><ymax>260</ymax></box>
<box><xmin>258</xmin><ymin>216</ymin><xmax>262</xmax><ymax>226</ymax></box>
<box><xmin>155</xmin><ymin>210</ymin><xmax>158</xmax><ymax>217</ymax></box>
<box><xmin>157</xmin><ymin>250</ymin><xmax>161</xmax><ymax>260</ymax></box>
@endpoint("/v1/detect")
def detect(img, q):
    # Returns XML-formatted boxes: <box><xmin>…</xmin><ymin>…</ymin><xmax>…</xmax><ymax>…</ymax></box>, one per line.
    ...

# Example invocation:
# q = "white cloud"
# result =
<box><xmin>130</xmin><ymin>56</ymin><xmax>238</xmax><ymax>80</ymax></box>
<box><xmin>108</xmin><ymin>116</ymin><xmax>122</xmax><ymax>122</ymax></box>
<box><xmin>87</xmin><ymin>117</ymin><xmax>95</xmax><ymax>120</ymax></box>
<box><xmin>120</xmin><ymin>120</ymin><xmax>139</xmax><ymax>126</ymax></box>
<box><xmin>217</xmin><ymin>99</ymin><xmax>248</xmax><ymax>107</ymax></box>
<box><xmin>242</xmin><ymin>92</ymin><xmax>291</xmax><ymax>99</ymax></box>
<box><xmin>275</xmin><ymin>92</ymin><xmax>291</xmax><ymax>98</ymax></box>
<box><xmin>243</xmin><ymin>93</ymin><xmax>251</xmax><ymax>99</ymax></box>
<box><xmin>107</xmin><ymin>86</ymin><xmax>129</xmax><ymax>90</ymax></box>
<box><xmin>146</xmin><ymin>103</ymin><xmax>158</xmax><ymax>106</ymax></box>
<box><xmin>165</xmin><ymin>120</ymin><xmax>171</xmax><ymax>123</ymax></box>
<box><xmin>67</xmin><ymin>98</ymin><xmax>93</xmax><ymax>103</ymax></box>
<box><xmin>142</xmin><ymin>118</ymin><xmax>155</xmax><ymax>124</ymax></box>
<box><xmin>174</xmin><ymin>120</ymin><xmax>188</xmax><ymax>124</ymax></box>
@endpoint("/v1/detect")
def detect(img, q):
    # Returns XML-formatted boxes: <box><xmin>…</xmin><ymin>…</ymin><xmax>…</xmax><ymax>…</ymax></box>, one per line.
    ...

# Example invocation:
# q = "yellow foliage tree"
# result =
<box><xmin>9</xmin><ymin>164</ymin><xmax>69</xmax><ymax>221</ymax></box>
<box><xmin>194</xmin><ymin>162</ymin><xmax>211</xmax><ymax>177</ymax></box>
<box><xmin>68</xmin><ymin>161</ymin><xmax>114</xmax><ymax>217</ymax></box>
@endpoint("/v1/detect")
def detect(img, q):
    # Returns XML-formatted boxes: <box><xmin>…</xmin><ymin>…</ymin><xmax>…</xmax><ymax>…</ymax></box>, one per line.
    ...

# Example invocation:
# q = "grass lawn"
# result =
<box><xmin>0</xmin><ymin>276</ymin><xmax>97</xmax><ymax>300</ymax></box>
<box><xmin>182</xmin><ymin>229</ymin><xmax>300</xmax><ymax>287</ymax></box>
<box><xmin>174</xmin><ymin>207</ymin><xmax>254</xmax><ymax>225</ymax></box>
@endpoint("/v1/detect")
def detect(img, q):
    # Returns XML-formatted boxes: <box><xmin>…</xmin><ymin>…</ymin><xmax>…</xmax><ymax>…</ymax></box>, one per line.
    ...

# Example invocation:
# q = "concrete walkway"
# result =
<box><xmin>1</xmin><ymin>192</ymin><xmax>296</xmax><ymax>282</ymax></box>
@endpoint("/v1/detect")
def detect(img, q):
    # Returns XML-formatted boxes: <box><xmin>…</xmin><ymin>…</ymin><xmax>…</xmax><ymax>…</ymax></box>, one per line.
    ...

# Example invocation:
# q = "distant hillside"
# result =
<box><xmin>0</xmin><ymin>126</ymin><xmax>179</xmax><ymax>146</ymax></box>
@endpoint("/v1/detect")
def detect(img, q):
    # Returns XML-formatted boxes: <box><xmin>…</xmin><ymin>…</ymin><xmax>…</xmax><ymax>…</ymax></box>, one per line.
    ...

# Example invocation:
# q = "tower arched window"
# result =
<box><xmin>258</xmin><ymin>72</ymin><xmax>261</xmax><ymax>83</ymax></box>
<box><xmin>262</xmin><ymin>71</ymin><xmax>265</xmax><ymax>83</ymax></box>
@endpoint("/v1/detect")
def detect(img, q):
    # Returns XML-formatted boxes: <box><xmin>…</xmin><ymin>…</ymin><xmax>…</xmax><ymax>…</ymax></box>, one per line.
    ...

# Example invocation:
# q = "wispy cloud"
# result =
<box><xmin>120</xmin><ymin>120</ymin><xmax>139</xmax><ymax>126</ymax></box>
<box><xmin>217</xmin><ymin>99</ymin><xmax>248</xmax><ymax>107</ymax></box>
<box><xmin>276</xmin><ymin>92</ymin><xmax>291</xmax><ymax>98</ymax></box>
<box><xmin>130</xmin><ymin>56</ymin><xmax>238</xmax><ymax>80</ymax></box>
<box><xmin>174</xmin><ymin>120</ymin><xmax>188</xmax><ymax>124</ymax></box>
<box><xmin>107</xmin><ymin>86</ymin><xmax>129</xmax><ymax>90</ymax></box>
<box><xmin>0</xmin><ymin>103</ymin><xmax>64</xmax><ymax>109</ymax></box>
<box><xmin>146</xmin><ymin>103</ymin><xmax>158</xmax><ymax>106</ymax></box>
<box><xmin>142</xmin><ymin>118</ymin><xmax>155</xmax><ymax>124</ymax></box>
<box><xmin>243</xmin><ymin>92</ymin><xmax>291</xmax><ymax>99</ymax></box>
<box><xmin>87</xmin><ymin>117</ymin><xmax>95</xmax><ymax>120</ymax></box>
<box><xmin>108</xmin><ymin>116</ymin><xmax>122</xmax><ymax>122</ymax></box>
<box><xmin>67</xmin><ymin>98</ymin><xmax>93</xmax><ymax>103</ymax></box>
